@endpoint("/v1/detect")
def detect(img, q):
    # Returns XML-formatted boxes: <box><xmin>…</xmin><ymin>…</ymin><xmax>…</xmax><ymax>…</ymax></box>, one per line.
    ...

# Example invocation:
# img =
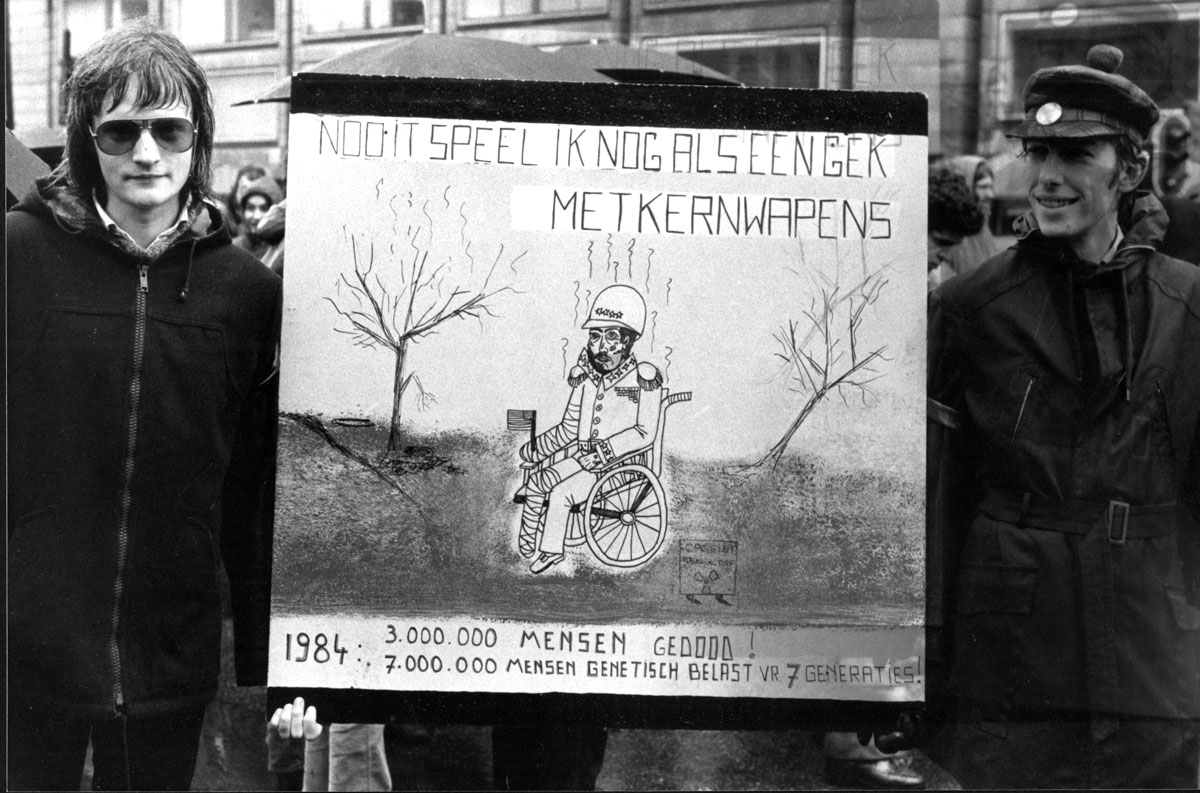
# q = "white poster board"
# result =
<box><xmin>271</xmin><ymin>76</ymin><xmax>928</xmax><ymax>707</ymax></box>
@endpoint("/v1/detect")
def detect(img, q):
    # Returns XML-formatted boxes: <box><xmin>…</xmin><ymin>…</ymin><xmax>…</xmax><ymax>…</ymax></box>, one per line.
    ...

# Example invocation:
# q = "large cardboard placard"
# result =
<box><xmin>271</xmin><ymin>76</ymin><xmax>927</xmax><ymax>715</ymax></box>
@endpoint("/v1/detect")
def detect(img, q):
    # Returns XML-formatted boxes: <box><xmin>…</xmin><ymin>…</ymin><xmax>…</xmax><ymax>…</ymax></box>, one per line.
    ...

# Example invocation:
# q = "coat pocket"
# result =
<box><xmin>1009</xmin><ymin>374</ymin><xmax>1037</xmax><ymax>443</ymax></box>
<box><xmin>7</xmin><ymin>309</ymin><xmax>50</xmax><ymax>375</ymax></box>
<box><xmin>957</xmin><ymin>563</ymin><xmax>1039</xmax><ymax>615</ymax></box>
<box><xmin>151</xmin><ymin>518</ymin><xmax>222</xmax><ymax>695</ymax></box>
<box><xmin>1166</xmin><ymin>584</ymin><xmax>1200</xmax><ymax>631</ymax></box>
<box><xmin>8</xmin><ymin>507</ymin><xmax>67</xmax><ymax>618</ymax></box>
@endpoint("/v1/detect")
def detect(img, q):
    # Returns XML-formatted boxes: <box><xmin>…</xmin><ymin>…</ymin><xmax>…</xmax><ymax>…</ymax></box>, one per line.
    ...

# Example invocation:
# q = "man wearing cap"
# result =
<box><xmin>517</xmin><ymin>284</ymin><xmax>663</xmax><ymax>575</ymax></box>
<box><xmin>927</xmin><ymin>45</ymin><xmax>1200</xmax><ymax>787</ymax></box>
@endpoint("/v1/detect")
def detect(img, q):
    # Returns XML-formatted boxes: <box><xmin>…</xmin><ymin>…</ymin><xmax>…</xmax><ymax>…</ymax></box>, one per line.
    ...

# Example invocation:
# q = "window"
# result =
<box><xmin>64</xmin><ymin>0</ymin><xmax>149</xmax><ymax>53</ymax></box>
<box><xmin>304</xmin><ymin>0</ymin><xmax>424</xmax><ymax>34</ymax></box>
<box><xmin>461</xmin><ymin>0</ymin><xmax>604</xmax><ymax>21</ymax></box>
<box><xmin>123</xmin><ymin>0</ymin><xmax>149</xmax><ymax>20</ymax></box>
<box><xmin>1000</xmin><ymin>3</ymin><xmax>1200</xmax><ymax>118</ymax></box>
<box><xmin>169</xmin><ymin>0</ymin><xmax>275</xmax><ymax>46</ymax></box>
<box><xmin>648</xmin><ymin>33</ymin><xmax>825</xmax><ymax>90</ymax></box>
<box><xmin>236</xmin><ymin>0</ymin><xmax>276</xmax><ymax>40</ymax></box>
<box><xmin>65</xmin><ymin>0</ymin><xmax>108</xmax><ymax>55</ymax></box>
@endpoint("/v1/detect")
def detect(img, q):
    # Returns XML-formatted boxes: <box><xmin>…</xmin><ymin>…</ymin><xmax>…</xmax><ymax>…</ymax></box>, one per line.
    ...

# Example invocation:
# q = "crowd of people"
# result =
<box><xmin>6</xmin><ymin>17</ymin><xmax>1199</xmax><ymax>792</ymax></box>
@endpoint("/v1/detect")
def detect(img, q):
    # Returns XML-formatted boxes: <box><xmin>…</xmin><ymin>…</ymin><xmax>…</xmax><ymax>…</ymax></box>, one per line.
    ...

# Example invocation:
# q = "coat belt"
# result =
<box><xmin>979</xmin><ymin>491</ymin><xmax>1181</xmax><ymax>542</ymax></box>
<box><xmin>978</xmin><ymin>490</ymin><xmax>1184</xmax><ymax>743</ymax></box>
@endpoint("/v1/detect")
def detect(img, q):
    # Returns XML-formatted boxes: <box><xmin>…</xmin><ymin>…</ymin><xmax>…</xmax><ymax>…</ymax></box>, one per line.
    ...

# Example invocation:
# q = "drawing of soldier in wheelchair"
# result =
<box><xmin>509</xmin><ymin>285</ymin><xmax>691</xmax><ymax>575</ymax></box>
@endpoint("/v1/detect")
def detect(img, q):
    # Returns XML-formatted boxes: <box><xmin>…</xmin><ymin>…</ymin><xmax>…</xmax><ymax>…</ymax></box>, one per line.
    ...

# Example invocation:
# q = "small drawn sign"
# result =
<box><xmin>680</xmin><ymin>539</ymin><xmax>737</xmax><ymax>605</ymax></box>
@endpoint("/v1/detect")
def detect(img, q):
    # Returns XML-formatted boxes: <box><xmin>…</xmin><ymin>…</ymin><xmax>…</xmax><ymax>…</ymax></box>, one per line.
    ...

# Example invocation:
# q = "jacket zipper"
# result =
<box><xmin>109</xmin><ymin>263</ymin><xmax>149</xmax><ymax>708</ymax></box>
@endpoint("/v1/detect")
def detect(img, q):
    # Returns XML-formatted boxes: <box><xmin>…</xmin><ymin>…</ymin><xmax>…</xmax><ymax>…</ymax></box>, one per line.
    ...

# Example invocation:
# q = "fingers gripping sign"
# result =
<box><xmin>270</xmin><ymin>696</ymin><xmax>323</xmax><ymax>741</ymax></box>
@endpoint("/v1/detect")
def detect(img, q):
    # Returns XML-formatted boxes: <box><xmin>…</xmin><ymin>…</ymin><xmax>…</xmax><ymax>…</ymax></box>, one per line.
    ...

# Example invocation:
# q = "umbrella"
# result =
<box><xmin>6</xmin><ymin>128</ymin><xmax>51</xmax><ymax>207</ymax></box>
<box><xmin>548</xmin><ymin>41</ymin><xmax>741</xmax><ymax>86</ymax></box>
<box><xmin>235</xmin><ymin>33</ymin><xmax>614</xmax><ymax>106</ymax></box>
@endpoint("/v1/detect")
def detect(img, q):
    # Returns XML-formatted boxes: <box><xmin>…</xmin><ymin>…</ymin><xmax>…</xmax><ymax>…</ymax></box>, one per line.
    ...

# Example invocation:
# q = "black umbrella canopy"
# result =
<box><xmin>549</xmin><ymin>41</ymin><xmax>741</xmax><ymax>86</ymax></box>
<box><xmin>236</xmin><ymin>33</ymin><xmax>615</xmax><ymax>105</ymax></box>
<box><xmin>6</xmin><ymin>128</ymin><xmax>51</xmax><ymax>207</ymax></box>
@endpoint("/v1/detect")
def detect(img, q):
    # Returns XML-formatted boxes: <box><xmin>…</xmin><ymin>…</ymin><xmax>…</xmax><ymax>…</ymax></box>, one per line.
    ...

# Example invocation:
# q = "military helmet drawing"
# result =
<box><xmin>582</xmin><ymin>284</ymin><xmax>646</xmax><ymax>336</ymax></box>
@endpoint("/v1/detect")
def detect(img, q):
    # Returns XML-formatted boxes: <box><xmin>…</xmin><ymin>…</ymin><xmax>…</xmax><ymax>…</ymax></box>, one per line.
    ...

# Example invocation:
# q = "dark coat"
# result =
<box><xmin>7</xmin><ymin>179</ymin><xmax>281</xmax><ymax>717</ymax></box>
<box><xmin>928</xmin><ymin>193</ymin><xmax>1200</xmax><ymax>723</ymax></box>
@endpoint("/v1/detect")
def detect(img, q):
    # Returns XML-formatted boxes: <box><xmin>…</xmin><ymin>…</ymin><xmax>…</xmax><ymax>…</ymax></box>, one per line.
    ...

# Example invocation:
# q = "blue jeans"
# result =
<box><xmin>303</xmin><ymin>723</ymin><xmax>392</xmax><ymax>792</ymax></box>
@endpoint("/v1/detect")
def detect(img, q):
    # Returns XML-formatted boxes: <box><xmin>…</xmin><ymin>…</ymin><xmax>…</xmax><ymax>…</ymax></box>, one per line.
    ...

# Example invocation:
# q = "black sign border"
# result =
<box><xmin>290</xmin><ymin>73</ymin><xmax>928</xmax><ymax>135</ymax></box>
<box><xmin>275</xmin><ymin>74</ymin><xmax>929</xmax><ymax>730</ymax></box>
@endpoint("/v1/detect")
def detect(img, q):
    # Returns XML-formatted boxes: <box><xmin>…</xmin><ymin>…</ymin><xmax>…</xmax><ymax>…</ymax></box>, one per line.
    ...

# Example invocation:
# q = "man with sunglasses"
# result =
<box><xmin>7</xmin><ymin>21</ymin><xmax>281</xmax><ymax>790</ymax></box>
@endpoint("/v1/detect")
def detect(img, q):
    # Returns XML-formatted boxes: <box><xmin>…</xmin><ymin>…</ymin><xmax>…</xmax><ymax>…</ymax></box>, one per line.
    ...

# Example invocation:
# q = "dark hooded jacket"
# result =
<box><xmin>7</xmin><ymin>176</ymin><xmax>281</xmax><ymax>717</ymax></box>
<box><xmin>928</xmin><ymin>193</ymin><xmax>1200</xmax><ymax>724</ymax></box>
<box><xmin>941</xmin><ymin>154</ymin><xmax>1006</xmax><ymax>277</ymax></box>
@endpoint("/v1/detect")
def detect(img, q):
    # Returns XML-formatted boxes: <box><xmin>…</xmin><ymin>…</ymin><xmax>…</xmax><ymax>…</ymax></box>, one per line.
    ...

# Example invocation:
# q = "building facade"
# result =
<box><xmin>6</xmin><ymin>0</ymin><xmax>1199</xmax><ymax>193</ymax></box>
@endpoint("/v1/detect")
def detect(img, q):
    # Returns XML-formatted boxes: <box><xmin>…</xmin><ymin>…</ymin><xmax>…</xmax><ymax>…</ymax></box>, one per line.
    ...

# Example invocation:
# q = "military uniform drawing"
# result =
<box><xmin>518</xmin><ymin>285</ymin><xmax>663</xmax><ymax>575</ymax></box>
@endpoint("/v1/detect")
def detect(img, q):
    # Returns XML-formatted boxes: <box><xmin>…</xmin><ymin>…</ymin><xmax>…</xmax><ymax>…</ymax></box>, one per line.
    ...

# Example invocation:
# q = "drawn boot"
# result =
<box><xmin>530</xmin><ymin>552</ymin><xmax>564</xmax><ymax>575</ymax></box>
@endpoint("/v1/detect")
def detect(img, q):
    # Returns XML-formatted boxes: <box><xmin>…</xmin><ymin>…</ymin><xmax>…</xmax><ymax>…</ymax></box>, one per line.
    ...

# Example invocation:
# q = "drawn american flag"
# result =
<box><xmin>506</xmin><ymin>409</ymin><xmax>536</xmax><ymax>433</ymax></box>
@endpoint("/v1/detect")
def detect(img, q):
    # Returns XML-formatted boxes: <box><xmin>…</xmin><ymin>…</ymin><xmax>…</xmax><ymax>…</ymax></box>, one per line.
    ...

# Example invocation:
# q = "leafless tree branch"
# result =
<box><xmin>730</xmin><ymin>264</ymin><xmax>890</xmax><ymax>475</ymax></box>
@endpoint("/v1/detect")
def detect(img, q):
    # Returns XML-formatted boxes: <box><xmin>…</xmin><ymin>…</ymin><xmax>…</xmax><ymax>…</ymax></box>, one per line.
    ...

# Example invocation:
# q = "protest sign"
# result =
<box><xmin>271</xmin><ymin>75</ymin><xmax>927</xmax><ymax>720</ymax></box>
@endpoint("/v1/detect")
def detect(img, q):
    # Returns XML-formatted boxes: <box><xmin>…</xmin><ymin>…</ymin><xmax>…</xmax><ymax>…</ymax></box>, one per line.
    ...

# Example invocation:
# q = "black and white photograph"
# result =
<box><xmin>6</xmin><ymin>0</ymin><xmax>1199</xmax><ymax>790</ymax></box>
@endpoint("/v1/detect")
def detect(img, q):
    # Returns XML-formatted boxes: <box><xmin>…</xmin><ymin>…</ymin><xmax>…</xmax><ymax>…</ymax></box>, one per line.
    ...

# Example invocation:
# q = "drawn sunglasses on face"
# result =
<box><xmin>91</xmin><ymin>118</ymin><xmax>196</xmax><ymax>156</ymax></box>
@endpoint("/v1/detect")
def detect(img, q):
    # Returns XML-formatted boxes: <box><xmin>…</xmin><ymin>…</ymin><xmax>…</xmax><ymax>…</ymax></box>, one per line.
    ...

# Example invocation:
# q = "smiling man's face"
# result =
<box><xmin>94</xmin><ymin>77</ymin><xmax>193</xmax><ymax>220</ymax></box>
<box><xmin>1022</xmin><ymin>137</ymin><xmax>1142</xmax><ymax>260</ymax></box>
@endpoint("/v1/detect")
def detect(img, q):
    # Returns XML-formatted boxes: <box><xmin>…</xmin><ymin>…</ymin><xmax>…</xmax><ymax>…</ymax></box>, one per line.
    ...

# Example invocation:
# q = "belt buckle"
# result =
<box><xmin>1106</xmin><ymin>500</ymin><xmax>1129</xmax><ymax>545</ymax></box>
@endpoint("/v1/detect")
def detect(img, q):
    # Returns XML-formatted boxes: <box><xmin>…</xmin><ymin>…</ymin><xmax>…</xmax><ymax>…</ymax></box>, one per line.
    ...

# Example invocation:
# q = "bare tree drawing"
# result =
<box><xmin>326</xmin><ymin>227</ymin><xmax>521</xmax><ymax>457</ymax></box>
<box><xmin>733</xmin><ymin>253</ymin><xmax>891</xmax><ymax>473</ymax></box>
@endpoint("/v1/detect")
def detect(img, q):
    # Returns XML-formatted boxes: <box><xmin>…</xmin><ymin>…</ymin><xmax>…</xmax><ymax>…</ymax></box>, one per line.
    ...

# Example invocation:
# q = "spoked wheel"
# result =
<box><xmin>563</xmin><ymin>511</ymin><xmax>588</xmax><ymax>547</ymax></box>
<box><xmin>583</xmin><ymin>464</ymin><xmax>667</xmax><ymax>568</ymax></box>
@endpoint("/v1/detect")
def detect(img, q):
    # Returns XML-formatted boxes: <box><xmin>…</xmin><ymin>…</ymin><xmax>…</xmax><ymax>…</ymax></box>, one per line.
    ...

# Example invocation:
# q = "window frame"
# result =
<box><xmin>164</xmin><ymin>0</ymin><xmax>277</xmax><ymax>48</ymax></box>
<box><xmin>300</xmin><ymin>0</ymin><xmax>428</xmax><ymax>35</ymax></box>
<box><xmin>996</xmin><ymin>2</ymin><xmax>1200</xmax><ymax>121</ymax></box>
<box><xmin>643</xmin><ymin>30</ymin><xmax>828</xmax><ymax>90</ymax></box>
<box><xmin>457</xmin><ymin>0</ymin><xmax>609</xmax><ymax>25</ymax></box>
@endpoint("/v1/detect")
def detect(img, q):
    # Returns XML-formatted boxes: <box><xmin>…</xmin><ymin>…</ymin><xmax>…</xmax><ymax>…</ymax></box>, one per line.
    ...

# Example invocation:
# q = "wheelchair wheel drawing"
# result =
<box><xmin>564</xmin><ymin>515</ymin><xmax>588</xmax><ymax>547</ymax></box>
<box><xmin>583</xmin><ymin>464</ymin><xmax>667</xmax><ymax>568</ymax></box>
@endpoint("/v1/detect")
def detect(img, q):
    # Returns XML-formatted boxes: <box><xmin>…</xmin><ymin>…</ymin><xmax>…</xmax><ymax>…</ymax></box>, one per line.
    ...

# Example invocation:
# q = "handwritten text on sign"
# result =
<box><xmin>314</xmin><ymin>116</ymin><xmax>898</xmax><ymax>178</ymax></box>
<box><xmin>269</xmin><ymin>615</ymin><xmax>923</xmax><ymax>701</ymax></box>
<box><xmin>509</xmin><ymin>187</ymin><xmax>893</xmax><ymax>238</ymax></box>
<box><xmin>309</xmin><ymin>115</ymin><xmax>902</xmax><ymax>240</ymax></box>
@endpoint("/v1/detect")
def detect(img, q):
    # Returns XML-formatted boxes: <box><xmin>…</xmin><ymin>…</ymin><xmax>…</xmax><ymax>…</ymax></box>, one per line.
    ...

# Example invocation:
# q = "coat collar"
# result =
<box><xmin>1012</xmin><ymin>190</ymin><xmax>1166</xmax><ymax>274</ymax></box>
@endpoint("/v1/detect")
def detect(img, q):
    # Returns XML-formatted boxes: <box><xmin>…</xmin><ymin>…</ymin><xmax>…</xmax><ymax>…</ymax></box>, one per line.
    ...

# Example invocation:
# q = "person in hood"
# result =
<box><xmin>7</xmin><ymin>20</ymin><xmax>282</xmax><ymax>790</ymax></box>
<box><xmin>941</xmin><ymin>154</ymin><xmax>1006</xmax><ymax>278</ymax></box>
<box><xmin>926</xmin><ymin>45</ymin><xmax>1200</xmax><ymax>788</ymax></box>
<box><xmin>1151</xmin><ymin>113</ymin><xmax>1200</xmax><ymax>201</ymax></box>
<box><xmin>233</xmin><ymin>173</ymin><xmax>284</xmax><ymax>262</ymax></box>
<box><xmin>223</xmin><ymin>163</ymin><xmax>267</xmax><ymax>234</ymax></box>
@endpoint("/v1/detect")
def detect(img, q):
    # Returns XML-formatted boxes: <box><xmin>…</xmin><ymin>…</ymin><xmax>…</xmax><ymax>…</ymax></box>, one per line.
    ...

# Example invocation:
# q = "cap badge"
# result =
<box><xmin>1035</xmin><ymin>102</ymin><xmax>1063</xmax><ymax>126</ymax></box>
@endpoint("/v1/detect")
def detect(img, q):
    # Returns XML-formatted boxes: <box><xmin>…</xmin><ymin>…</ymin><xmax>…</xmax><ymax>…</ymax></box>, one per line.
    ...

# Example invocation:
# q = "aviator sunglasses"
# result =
<box><xmin>91</xmin><ymin>118</ymin><xmax>196</xmax><ymax>156</ymax></box>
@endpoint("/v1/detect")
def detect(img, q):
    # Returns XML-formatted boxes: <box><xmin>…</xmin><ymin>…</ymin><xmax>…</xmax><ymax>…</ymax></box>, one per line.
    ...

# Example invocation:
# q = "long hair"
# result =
<box><xmin>55</xmin><ymin>19</ymin><xmax>214</xmax><ymax>203</ymax></box>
